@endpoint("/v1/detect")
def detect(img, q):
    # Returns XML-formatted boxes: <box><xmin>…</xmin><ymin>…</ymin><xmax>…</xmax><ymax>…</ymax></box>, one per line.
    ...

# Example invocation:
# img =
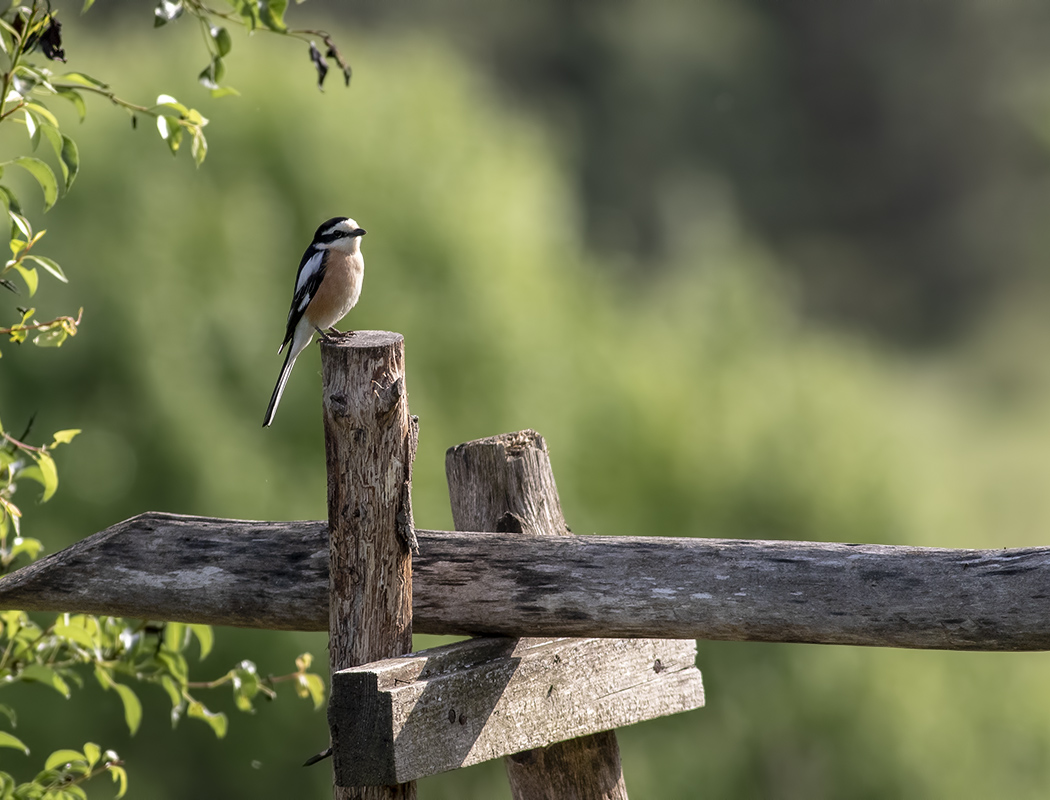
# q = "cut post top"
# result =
<box><xmin>319</xmin><ymin>329</ymin><xmax>403</xmax><ymax>349</ymax></box>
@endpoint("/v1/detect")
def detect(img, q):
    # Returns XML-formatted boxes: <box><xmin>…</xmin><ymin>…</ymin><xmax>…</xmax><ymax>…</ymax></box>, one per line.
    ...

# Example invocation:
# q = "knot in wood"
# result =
<box><xmin>374</xmin><ymin>376</ymin><xmax>405</xmax><ymax>417</ymax></box>
<box><xmin>495</xmin><ymin>512</ymin><xmax>525</xmax><ymax>534</ymax></box>
<box><xmin>327</xmin><ymin>392</ymin><xmax>351</xmax><ymax>417</ymax></box>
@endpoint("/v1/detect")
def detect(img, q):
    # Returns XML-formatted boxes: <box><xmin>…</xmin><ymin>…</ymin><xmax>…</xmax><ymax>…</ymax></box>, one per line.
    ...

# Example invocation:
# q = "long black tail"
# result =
<box><xmin>262</xmin><ymin>346</ymin><xmax>297</xmax><ymax>427</ymax></box>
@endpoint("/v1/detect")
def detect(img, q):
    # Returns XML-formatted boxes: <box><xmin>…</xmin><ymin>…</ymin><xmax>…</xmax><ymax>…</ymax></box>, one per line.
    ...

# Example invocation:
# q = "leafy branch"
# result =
<box><xmin>156</xmin><ymin>0</ymin><xmax>353</xmax><ymax>92</ymax></box>
<box><xmin>0</xmin><ymin>1</ymin><xmax>339</xmax><ymax>795</ymax></box>
<box><xmin>0</xmin><ymin>741</ymin><xmax>128</xmax><ymax>800</ymax></box>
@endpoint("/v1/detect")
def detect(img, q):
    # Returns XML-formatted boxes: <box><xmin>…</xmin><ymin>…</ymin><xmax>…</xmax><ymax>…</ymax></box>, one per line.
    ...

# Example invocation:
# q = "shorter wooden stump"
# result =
<box><xmin>330</xmin><ymin>636</ymin><xmax>704</xmax><ymax>786</ymax></box>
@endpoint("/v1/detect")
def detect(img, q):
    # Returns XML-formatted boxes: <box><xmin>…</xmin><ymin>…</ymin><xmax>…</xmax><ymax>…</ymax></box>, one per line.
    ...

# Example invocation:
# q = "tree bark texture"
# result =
<box><xmin>7</xmin><ymin>515</ymin><xmax>1050</xmax><ymax>651</ymax></box>
<box><xmin>446</xmin><ymin>430</ymin><xmax>630</xmax><ymax>800</ymax></box>
<box><xmin>322</xmin><ymin>331</ymin><xmax>415</xmax><ymax>800</ymax></box>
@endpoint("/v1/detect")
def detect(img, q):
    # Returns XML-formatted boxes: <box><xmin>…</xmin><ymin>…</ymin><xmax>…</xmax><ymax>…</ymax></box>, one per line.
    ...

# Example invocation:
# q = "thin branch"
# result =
<box><xmin>1</xmin><ymin>431</ymin><xmax>44</xmax><ymax>454</ymax></box>
<box><xmin>0</xmin><ymin>308</ymin><xmax>82</xmax><ymax>336</ymax></box>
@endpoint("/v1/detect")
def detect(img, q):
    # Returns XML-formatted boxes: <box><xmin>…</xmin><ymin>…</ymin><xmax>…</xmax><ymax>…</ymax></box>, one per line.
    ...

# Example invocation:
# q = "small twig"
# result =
<box><xmin>0</xmin><ymin>308</ymin><xmax>82</xmax><ymax>336</ymax></box>
<box><xmin>1</xmin><ymin>431</ymin><xmax>44</xmax><ymax>453</ymax></box>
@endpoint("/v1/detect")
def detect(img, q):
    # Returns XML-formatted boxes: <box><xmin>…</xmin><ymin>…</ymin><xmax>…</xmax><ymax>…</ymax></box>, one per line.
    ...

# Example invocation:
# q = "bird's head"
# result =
<box><xmin>314</xmin><ymin>216</ymin><xmax>367</xmax><ymax>253</ymax></box>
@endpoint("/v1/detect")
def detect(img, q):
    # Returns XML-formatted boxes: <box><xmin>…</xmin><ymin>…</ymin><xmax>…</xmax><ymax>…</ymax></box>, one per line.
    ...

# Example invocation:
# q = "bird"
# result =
<box><xmin>263</xmin><ymin>216</ymin><xmax>367</xmax><ymax>427</ymax></box>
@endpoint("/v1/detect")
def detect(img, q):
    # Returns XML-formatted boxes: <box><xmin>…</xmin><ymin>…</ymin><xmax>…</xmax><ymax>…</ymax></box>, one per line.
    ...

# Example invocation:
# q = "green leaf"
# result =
<box><xmin>157</xmin><ymin>649</ymin><xmax>189</xmax><ymax>683</ymax></box>
<box><xmin>56</xmin><ymin>72</ymin><xmax>109</xmax><ymax>91</ymax></box>
<box><xmin>50</xmin><ymin>429</ymin><xmax>80</xmax><ymax>446</ymax></box>
<box><xmin>23</xmin><ymin>255</ymin><xmax>67</xmax><ymax>283</ymax></box>
<box><xmin>0</xmin><ymin>732</ymin><xmax>28</xmax><ymax>755</ymax></box>
<box><xmin>0</xmin><ymin>186</ymin><xmax>23</xmax><ymax>216</ymax></box>
<box><xmin>60</xmin><ymin>135</ymin><xmax>79</xmax><ymax>192</ymax></box>
<box><xmin>232</xmin><ymin>0</ymin><xmax>260</xmax><ymax>31</ymax></box>
<box><xmin>8</xmin><ymin>536</ymin><xmax>42</xmax><ymax>561</ymax></box>
<box><xmin>19</xmin><ymin>664</ymin><xmax>70</xmax><ymax>697</ymax></box>
<box><xmin>3</xmin><ymin>158</ymin><xmax>58</xmax><ymax>211</ymax></box>
<box><xmin>25</xmin><ymin>104</ymin><xmax>59</xmax><ymax>128</ymax></box>
<box><xmin>53</xmin><ymin>622</ymin><xmax>96</xmax><ymax>650</ymax></box>
<box><xmin>9</xmin><ymin>211</ymin><xmax>30</xmax><ymax>238</ymax></box>
<box><xmin>112</xmin><ymin>683</ymin><xmax>141</xmax><ymax>735</ymax></box>
<box><xmin>37</xmin><ymin>131</ymin><xmax>79</xmax><ymax>193</ymax></box>
<box><xmin>1</xmin><ymin>610</ymin><xmax>24</xmax><ymax>632</ymax></box>
<box><xmin>33</xmin><ymin>325</ymin><xmax>69</xmax><ymax>348</ymax></box>
<box><xmin>208</xmin><ymin>86</ymin><xmax>239</xmax><ymax>100</ymax></box>
<box><xmin>260</xmin><ymin>0</ymin><xmax>288</xmax><ymax>32</ymax></box>
<box><xmin>44</xmin><ymin>750</ymin><xmax>87</xmax><ymax>771</ymax></box>
<box><xmin>159</xmin><ymin>675</ymin><xmax>182</xmax><ymax>709</ymax></box>
<box><xmin>54</xmin><ymin>88</ymin><xmax>86</xmax><ymax>122</ymax></box>
<box><xmin>82</xmin><ymin>742</ymin><xmax>100</xmax><ymax>769</ymax></box>
<box><xmin>189</xmin><ymin>624</ymin><xmax>213</xmax><ymax>659</ymax></box>
<box><xmin>24</xmin><ymin>111</ymin><xmax>40</xmax><ymax>151</ymax></box>
<box><xmin>155</xmin><ymin>94</ymin><xmax>189</xmax><ymax>115</ymax></box>
<box><xmin>187</xmin><ymin>702</ymin><xmax>227</xmax><ymax>738</ymax></box>
<box><xmin>162</xmin><ymin>622</ymin><xmax>185</xmax><ymax>653</ymax></box>
<box><xmin>156</xmin><ymin>116</ymin><xmax>183</xmax><ymax>155</ymax></box>
<box><xmin>191</xmin><ymin>129</ymin><xmax>207</xmax><ymax>166</ymax></box>
<box><xmin>93</xmin><ymin>664</ymin><xmax>110</xmax><ymax>691</ymax></box>
<box><xmin>0</xmin><ymin>705</ymin><xmax>16</xmax><ymax>728</ymax></box>
<box><xmin>32</xmin><ymin>451</ymin><xmax>58</xmax><ymax>502</ymax></box>
<box><xmin>298</xmin><ymin>673</ymin><xmax>325</xmax><ymax>710</ymax></box>
<box><xmin>198</xmin><ymin>58</ymin><xmax>223</xmax><ymax>91</ymax></box>
<box><xmin>0</xmin><ymin>498</ymin><xmax>20</xmax><ymax>537</ymax></box>
<box><xmin>82</xmin><ymin>0</ymin><xmax>96</xmax><ymax>11</ymax></box>
<box><xmin>110</xmin><ymin>765</ymin><xmax>128</xmax><ymax>799</ymax></box>
<box><xmin>210</xmin><ymin>26</ymin><xmax>231</xmax><ymax>57</ymax></box>
<box><xmin>12</xmin><ymin>264</ymin><xmax>37</xmax><ymax>297</ymax></box>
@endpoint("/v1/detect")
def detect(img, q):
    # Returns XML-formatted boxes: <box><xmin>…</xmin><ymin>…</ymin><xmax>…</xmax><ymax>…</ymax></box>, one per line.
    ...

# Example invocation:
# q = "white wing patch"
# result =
<box><xmin>295</xmin><ymin>251</ymin><xmax>324</xmax><ymax>295</ymax></box>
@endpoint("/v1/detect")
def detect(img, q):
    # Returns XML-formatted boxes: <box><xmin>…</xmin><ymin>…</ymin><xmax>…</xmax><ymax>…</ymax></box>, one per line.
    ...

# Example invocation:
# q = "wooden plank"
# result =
<box><xmin>320</xmin><ymin>331</ymin><xmax>416</xmax><ymax>800</ymax></box>
<box><xmin>6</xmin><ymin>514</ymin><xmax>1050</xmax><ymax>651</ymax></box>
<box><xmin>0</xmin><ymin>513</ymin><xmax>327</xmax><ymax>629</ymax></box>
<box><xmin>330</xmin><ymin>636</ymin><xmax>704</xmax><ymax>785</ymax></box>
<box><xmin>445</xmin><ymin>430</ymin><xmax>630</xmax><ymax>800</ymax></box>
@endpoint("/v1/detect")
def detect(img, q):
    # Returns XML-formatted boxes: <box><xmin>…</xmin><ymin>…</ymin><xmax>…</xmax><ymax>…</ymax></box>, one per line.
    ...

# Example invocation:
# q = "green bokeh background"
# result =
<box><xmin>3</xmin><ymin>9</ymin><xmax>1050</xmax><ymax>799</ymax></box>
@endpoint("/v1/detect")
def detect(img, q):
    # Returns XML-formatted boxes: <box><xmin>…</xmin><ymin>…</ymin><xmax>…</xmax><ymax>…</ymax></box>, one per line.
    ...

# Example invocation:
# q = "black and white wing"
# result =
<box><xmin>280</xmin><ymin>246</ymin><xmax>327</xmax><ymax>348</ymax></box>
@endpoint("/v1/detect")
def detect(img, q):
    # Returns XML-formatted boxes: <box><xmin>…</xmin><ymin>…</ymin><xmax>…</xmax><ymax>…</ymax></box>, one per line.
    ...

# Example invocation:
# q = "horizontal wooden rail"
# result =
<box><xmin>1</xmin><ymin>512</ymin><xmax>1048</xmax><ymax>650</ymax></box>
<box><xmin>330</xmin><ymin>637</ymin><xmax>704</xmax><ymax>785</ymax></box>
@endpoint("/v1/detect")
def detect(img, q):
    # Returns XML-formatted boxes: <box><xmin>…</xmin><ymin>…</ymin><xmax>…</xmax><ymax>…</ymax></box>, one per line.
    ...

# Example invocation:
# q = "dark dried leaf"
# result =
<box><xmin>39</xmin><ymin>18</ymin><xmax>65</xmax><ymax>62</ymax></box>
<box><xmin>325</xmin><ymin>47</ymin><xmax>352</xmax><ymax>87</ymax></box>
<box><xmin>309</xmin><ymin>41</ymin><xmax>328</xmax><ymax>90</ymax></box>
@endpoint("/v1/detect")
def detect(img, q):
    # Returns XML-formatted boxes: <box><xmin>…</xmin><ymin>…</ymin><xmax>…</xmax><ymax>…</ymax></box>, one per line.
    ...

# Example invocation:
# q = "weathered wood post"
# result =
<box><xmin>445</xmin><ymin>430</ymin><xmax>630</xmax><ymax>800</ymax></box>
<box><xmin>322</xmin><ymin>331</ymin><xmax>418</xmax><ymax>800</ymax></box>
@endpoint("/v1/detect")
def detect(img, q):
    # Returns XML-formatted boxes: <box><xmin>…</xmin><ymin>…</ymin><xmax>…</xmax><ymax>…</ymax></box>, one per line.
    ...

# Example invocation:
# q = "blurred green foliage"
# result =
<box><xmin>1</xmin><ymin>11</ymin><xmax>1050</xmax><ymax>800</ymax></box>
<box><xmin>354</xmin><ymin>0</ymin><xmax>1050</xmax><ymax>344</ymax></box>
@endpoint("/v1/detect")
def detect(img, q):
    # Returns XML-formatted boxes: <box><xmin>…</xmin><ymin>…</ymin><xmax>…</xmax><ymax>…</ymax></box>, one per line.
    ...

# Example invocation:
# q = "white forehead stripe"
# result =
<box><xmin>323</xmin><ymin>219</ymin><xmax>354</xmax><ymax>238</ymax></box>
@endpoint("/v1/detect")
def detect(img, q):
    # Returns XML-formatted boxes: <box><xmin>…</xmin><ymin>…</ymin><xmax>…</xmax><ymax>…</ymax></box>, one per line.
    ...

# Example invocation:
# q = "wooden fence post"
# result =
<box><xmin>322</xmin><ymin>331</ymin><xmax>418</xmax><ymax>800</ymax></box>
<box><xmin>446</xmin><ymin>430</ymin><xmax>631</xmax><ymax>800</ymax></box>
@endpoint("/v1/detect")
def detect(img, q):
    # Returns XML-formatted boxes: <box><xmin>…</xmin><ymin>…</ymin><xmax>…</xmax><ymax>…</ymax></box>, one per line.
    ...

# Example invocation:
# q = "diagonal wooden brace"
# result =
<box><xmin>330</xmin><ymin>636</ymin><xmax>704</xmax><ymax>786</ymax></box>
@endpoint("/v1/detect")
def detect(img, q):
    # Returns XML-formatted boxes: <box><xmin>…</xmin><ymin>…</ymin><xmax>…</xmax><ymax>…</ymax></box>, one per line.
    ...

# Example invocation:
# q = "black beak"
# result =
<box><xmin>353</xmin><ymin>228</ymin><xmax>366</xmax><ymax>237</ymax></box>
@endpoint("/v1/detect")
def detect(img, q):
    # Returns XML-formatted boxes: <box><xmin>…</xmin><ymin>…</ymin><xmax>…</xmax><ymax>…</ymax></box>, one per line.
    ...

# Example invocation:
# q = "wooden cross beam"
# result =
<box><xmin>3</xmin><ymin>514</ymin><xmax>1050</xmax><ymax>650</ymax></box>
<box><xmin>330</xmin><ymin>636</ymin><xmax>703</xmax><ymax>785</ymax></box>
